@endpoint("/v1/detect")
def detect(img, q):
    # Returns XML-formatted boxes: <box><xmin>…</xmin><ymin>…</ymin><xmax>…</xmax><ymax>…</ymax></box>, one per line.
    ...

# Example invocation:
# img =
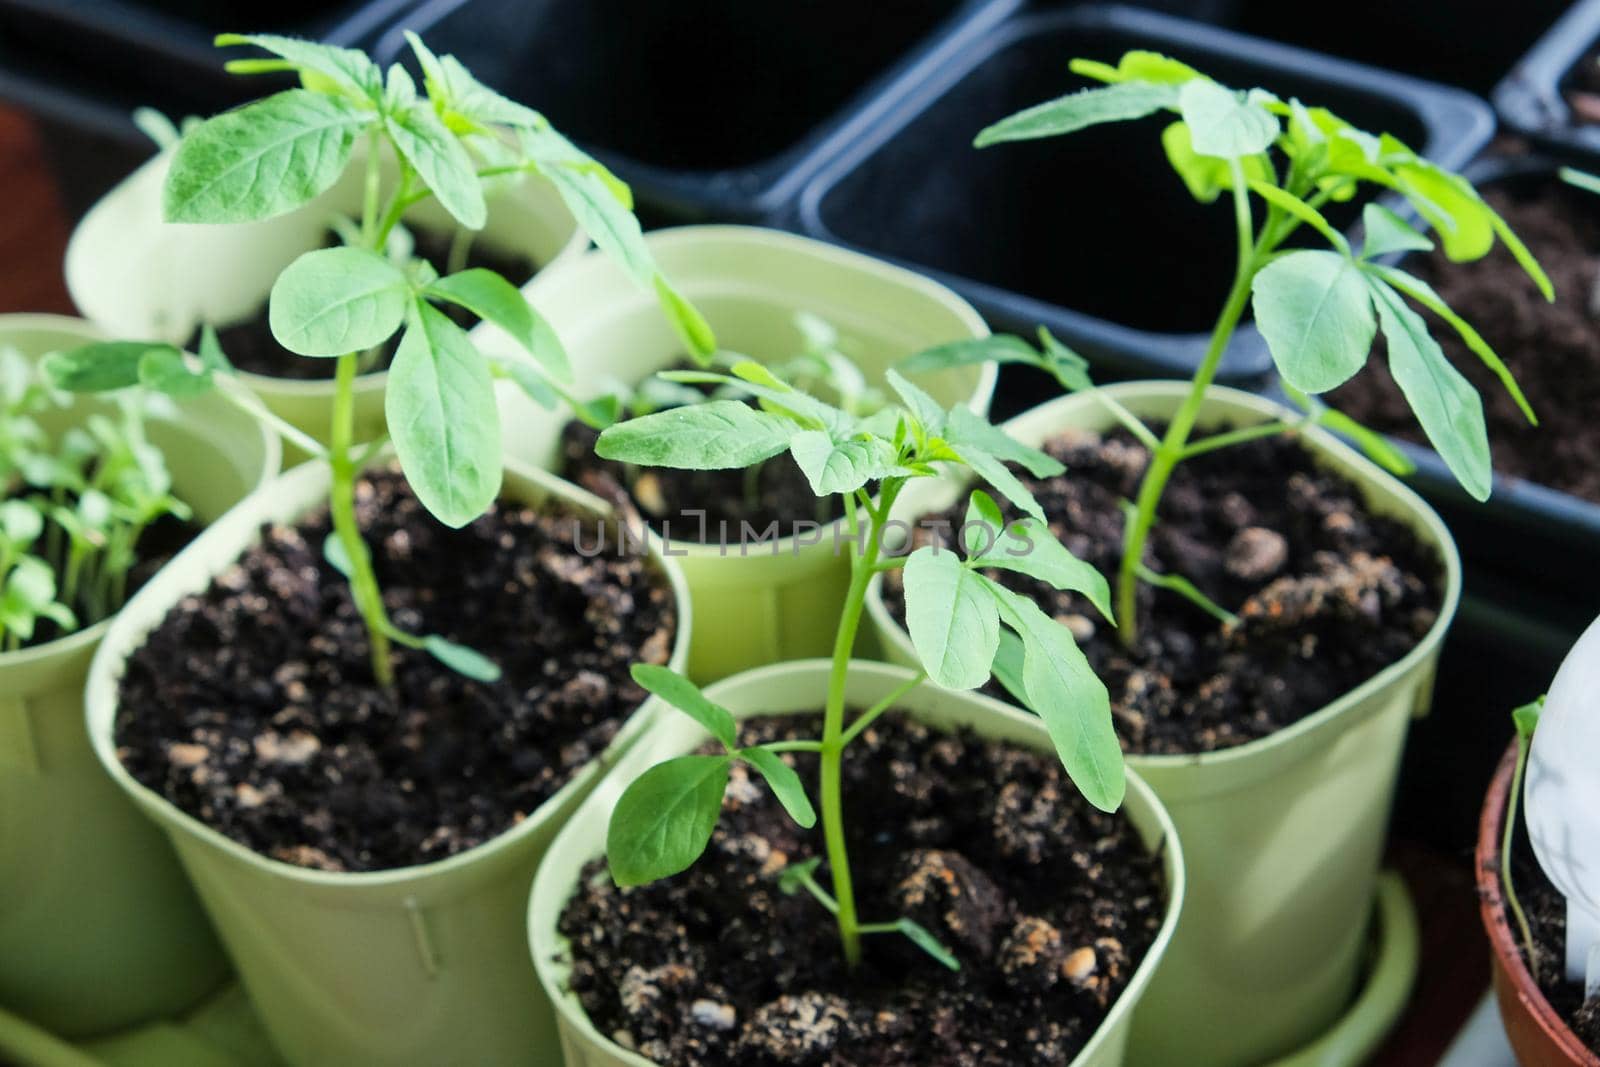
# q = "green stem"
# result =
<box><xmin>1504</xmin><ymin>732</ymin><xmax>1540</xmax><ymax>985</ymax></box>
<box><xmin>842</xmin><ymin>670</ymin><xmax>924</xmax><ymax>746</ymax></box>
<box><xmin>329</xmin><ymin>354</ymin><xmax>394</xmax><ymax>686</ymax></box>
<box><xmin>820</xmin><ymin>477</ymin><xmax>903</xmax><ymax>968</ymax></box>
<box><xmin>1179</xmin><ymin>419</ymin><xmax>1298</xmax><ymax>461</ymax></box>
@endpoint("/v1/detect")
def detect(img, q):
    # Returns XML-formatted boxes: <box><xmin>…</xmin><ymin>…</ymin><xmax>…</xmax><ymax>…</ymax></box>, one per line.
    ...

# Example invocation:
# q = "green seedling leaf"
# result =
<box><xmin>1162</xmin><ymin>121</ymin><xmax>1271</xmax><ymax>203</ymax></box>
<box><xmin>1390</xmin><ymin>161</ymin><xmax>1495</xmax><ymax>264</ymax></box>
<box><xmin>269</xmin><ymin>246</ymin><xmax>410</xmax><ymax>357</ymax></box>
<box><xmin>0</xmin><ymin>500</ymin><xmax>42</xmax><ymax>545</ymax></box>
<box><xmin>196</xmin><ymin>325</ymin><xmax>235</xmax><ymax>375</ymax></box>
<box><xmin>986</xmin><ymin>581</ymin><xmax>1123</xmax><ymax>812</ymax></box>
<box><xmin>1512</xmin><ymin>696</ymin><xmax>1543</xmax><ymax>740</ymax></box>
<box><xmin>653</xmin><ymin>277</ymin><xmax>717</xmax><ymax>364</ymax></box>
<box><xmin>385</xmin><ymin>101</ymin><xmax>487</xmax><ymax>230</ymax></box>
<box><xmin>740</xmin><ymin>747</ymin><xmax>817</xmax><ymax>829</ymax></box>
<box><xmin>789</xmin><ymin>431</ymin><xmax>902</xmax><ymax>496</ymax></box>
<box><xmin>137</xmin><ymin>347</ymin><xmax>213</xmax><ymax>397</ymax></box>
<box><xmin>1035</xmin><ymin>328</ymin><xmax>1095</xmax><ymax>392</ymax></box>
<box><xmin>1177</xmin><ymin>79</ymin><xmax>1277</xmax><ymax>159</ymax></box>
<box><xmin>976</xmin><ymin>82</ymin><xmax>1178</xmax><ymax>147</ymax></box>
<box><xmin>1370</xmin><ymin>264</ymin><xmax>1535</xmax><ymax>425</ymax></box>
<box><xmin>607</xmin><ymin>755</ymin><xmax>731</xmax><ymax>887</ymax></box>
<box><xmin>954</xmin><ymin>443</ymin><xmax>1047</xmax><ymax>526</ymax></box>
<box><xmin>777</xmin><ymin>857</ymin><xmax>823</xmax><ymax>896</ymax></box>
<box><xmin>422</xmin><ymin>634</ymin><xmax>501</xmax><ymax>682</ymax></box>
<box><xmin>42</xmin><ymin>342</ymin><xmax>153</xmax><ymax>392</ymax></box>
<box><xmin>891</xmin><ymin>918</ymin><xmax>961</xmax><ymax>972</ymax></box>
<box><xmin>1313</xmin><ymin>407</ymin><xmax>1416</xmax><ymax>477</ymax></box>
<box><xmin>164</xmin><ymin>89</ymin><xmax>371</xmax><ymax>224</ymax></box>
<box><xmin>1247</xmin><ymin>181</ymin><xmax>1349</xmax><ymax>254</ymax></box>
<box><xmin>323</xmin><ymin>532</ymin><xmax>353</xmax><ymax>577</ymax></box>
<box><xmin>963</xmin><ymin>489</ymin><xmax>1006</xmax><ymax>558</ymax></box>
<box><xmin>1070</xmin><ymin>51</ymin><xmax>1202</xmax><ymax>86</ymax></box>
<box><xmin>1486</xmin><ymin>204</ymin><xmax>1554</xmax><ymax>302</ymax></box>
<box><xmin>216</xmin><ymin>33</ymin><xmax>383</xmax><ymax>102</ymax></box>
<box><xmin>1367</xmin><ymin>278</ymin><xmax>1491</xmax><ymax>500</ymax></box>
<box><xmin>972</xmin><ymin>519</ymin><xmax>1113</xmax><ymax>621</ymax></box>
<box><xmin>885</xmin><ymin>369</ymin><xmax>945</xmax><ymax>435</ymax></box>
<box><xmin>900</xmin><ymin>335</ymin><xmax>1040</xmax><ymax>375</ymax></box>
<box><xmin>944</xmin><ymin>406</ymin><xmax>1063</xmax><ymax>479</ymax></box>
<box><xmin>596</xmin><ymin>400</ymin><xmax>793</xmax><ymax>470</ymax></box>
<box><xmin>1253</xmin><ymin>250</ymin><xmax>1376</xmax><ymax>394</ymax></box>
<box><xmin>632</xmin><ymin>664</ymin><xmax>738</xmax><ymax>751</ymax></box>
<box><xmin>1361</xmin><ymin>203</ymin><xmax>1433</xmax><ymax>258</ymax></box>
<box><xmin>405</xmin><ymin>32</ymin><xmax>543</xmax><ymax>131</ymax></box>
<box><xmin>904</xmin><ymin>546</ymin><xmax>1000</xmax><ymax>691</ymax></box>
<box><xmin>426</xmin><ymin>269</ymin><xmax>571</xmax><ymax>383</ymax></box>
<box><xmin>386</xmin><ymin>302</ymin><xmax>502</xmax><ymax>527</ymax></box>
<box><xmin>991</xmin><ymin>627</ymin><xmax>1029</xmax><ymax>707</ymax></box>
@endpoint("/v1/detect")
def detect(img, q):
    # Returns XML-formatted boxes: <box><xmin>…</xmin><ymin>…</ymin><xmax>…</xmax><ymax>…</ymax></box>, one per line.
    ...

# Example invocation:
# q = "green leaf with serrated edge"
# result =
<box><xmin>426</xmin><ymin>269</ymin><xmax>571</xmax><ymax>383</ymax></box>
<box><xmin>892</xmin><ymin>919</ymin><xmax>961</xmax><ymax>971</ymax></box>
<box><xmin>885</xmin><ymin>368</ymin><xmax>946</xmax><ymax>435</ymax></box>
<box><xmin>1252</xmin><ymin>250</ymin><xmax>1376</xmax><ymax>394</ymax></box>
<box><xmin>323</xmin><ymin>532</ymin><xmax>353</xmax><ymax>577</ymax></box>
<box><xmin>740</xmin><ymin>747</ymin><xmax>817</xmax><ymax>829</ymax></box>
<box><xmin>777</xmin><ymin>857</ymin><xmax>823</xmax><ymax>895</ymax></box>
<box><xmin>955</xmin><ymin>443</ymin><xmax>1047</xmax><ymax>525</ymax></box>
<box><xmin>1367</xmin><ymin>278</ymin><xmax>1491</xmax><ymax>500</ymax></box>
<box><xmin>973</xmin><ymin>519</ymin><xmax>1113</xmax><ymax>620</ymax></box>
<box><xmin>963</xmin><ymin>489</ymin><xmax>1006</xmax><ymax>558</ymax></box>
<box><xmin>269</xmin><ymin>247</ymin><xmax>410</xmax><ymax>357</ymax></box>
<box><xmin>1360</xmin><ymin>203</ymin><xmax>1433</xmax><ymax>258</ymax></box>
<box><xmin>215</xmin><ymin>34</ymin><xmax>383</xmax><ymax>101</ymax></box>
<box><xmin>1247</xmin><ymin>181</ymin><xmax>1348</xmax><ymax>254</ymax></box>
<box><xmin>137</xmin><ymin>348</ymin><xmax>212</xmax><ymax>397</ymax></box>
<box><xmin>607</xmin><ymin>755</ymin><xmax>730</xmax><ymax>887</ymax></box>
<box><xmin>422</xmin><ymin>634</ymin><xmax>501</xmax><ymax>682</ymax></box>
<box><xmin>164</xmin><ymin>90</ymin><xmax>370</xmax><ymax>224</ymax></box>
<box><xmin>904</xmin><ymin>546</ymin><xmax>1000</xmax><ymax>691</ymax></box>
<box><xmin>945</xmin><ymin>406</ymin><xmax>1062</xmax><ymax>479</ymax></box>
<box><xmin>1162</xmin><ymin>121</ymin><xmax>1271</xmax><ymax>204</ymax></box>
<box><xmin>632</xmin><ymin>664</ymin><xmax>738</xmax><ymax>751</ymax></box>
<box><xmin>1305</xmin><ymin>403</ymin><xmax>1416</xmax><ymax>477</ymax></box>
<box><xmin>1366</xmin><ymin>264</ymin><xmax>1534</xmax><ymax>425</ymax></box>
<box><xmin>571</xmin><ymin>392</ymin><xmax>623</xmax><ymax>430</ymax></box>
<box><xmin>986</xmin><ymin>580</ymin><xmax>1123</xmax><ymax>812</ymax></box>
<box><xmin>597</xmin><ymin>401</ymin><xmax>793</xmax><ymax>470</ymax></box>
<box><xmin>1177</xmin><ymin>79</ymin><xmax>1277</xmax><ymax>159</ymax></box>
<box><xmin>900</xmin><ymin>335</ymin><xmax>1041</xmax><ymax>375</ymax></box>
<box><xmin>385</xmin><ymin>102</ymin><xmax>486</xmax><ymax>230</ymax></box>
<box><xmin>386</xmin><ymin>302</ymin><xmax>502</xmax><ymax>527</ymax></box>
<box><xmin>405</xmin><ymin>32</ymin><xmax>543</xmax><ymax>131</ymax></box>
<box><xmin>975</xmin><ymin>81</ymin><xmax>1178</xmax><ymax>147</ymax></box>
<box><xmin>1070</xmin><ymin>51</ymin><xmax>1203</xmax><ymax>86</ymax></box>
<box><xmin>789</xmin><ymin>431</ymin><xmax>900</xmax><ymax>496</ymax></box>
<box><xmin>42</xmin><ymin>343</ymin><xmax>154</xmax><ymax>392</ymax></box>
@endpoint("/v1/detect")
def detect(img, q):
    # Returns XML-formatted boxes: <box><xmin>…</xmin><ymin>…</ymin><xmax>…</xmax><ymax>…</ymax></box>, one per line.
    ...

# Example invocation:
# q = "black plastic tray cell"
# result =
<box><xmin>1495</xmin><ymin>0</ymin><xmax>1600</xmax><ymax>154</ymax></box>
<box><xmin>378</xmin><ymin>0</ymin><xmax>1022</xmax><ymax>222</ymax></box>
<box><xmin>1227</xmin><ymin>0</ymin><xmax>1574</xmax><ymax>95</ymax></box>
<box><xmin>796</xmin><ymin>6</ymin><xmax>1495</xmax><ymax>385</ymax></box>
<box><xmin>0</xmin><ymin>0</ymin><xmax>416</xmax><ymax>114</ymax></box>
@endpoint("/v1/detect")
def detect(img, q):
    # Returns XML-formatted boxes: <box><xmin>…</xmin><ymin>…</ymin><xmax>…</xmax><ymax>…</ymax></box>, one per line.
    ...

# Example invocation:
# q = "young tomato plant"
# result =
<box><xmin>1</xmin><ymin>346</ymin><xmax>189</xmax><ymax>650</ymax></box>
<box><xmin>45</xmin><ymin>34</ymin><xmax>713</xmax><ymax>685</ymax></box>
<box><xmin>922</xmin><ymin>51</ymin><xmax>1550</xmax><ymax>646</ymax></box>
<box><xmin>596</xmin><ymin>357</ymin><xmax>1120</xmax><ymax>969</ymax></box>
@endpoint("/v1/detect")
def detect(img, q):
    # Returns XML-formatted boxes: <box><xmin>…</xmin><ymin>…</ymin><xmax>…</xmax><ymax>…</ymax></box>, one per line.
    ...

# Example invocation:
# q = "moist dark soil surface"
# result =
<box><xmin>1330</xmin><ymin>183</ymin><xmax>1600</xmax><ymax>504</ymax></box>
<box><xmin>885</xmin><ymin>428</ymin><xmax>1444</xmax><ymax>755</ymax></box>
<box><xmin>113</xmin><ymin>469</ymin><xmax>677</xmax><ymax>872</ymax></box>
<box><xmin>559</xmin><ymin>370</ymin><xmax>843</xmax><ymax>541</ymax></box>
<box><xmin>559</xmin><ymin>711</ymin><xmax>1165</xmax><ymax>1067</ymax></box>
<box><xmin>1499</xmin><ymin>806</ymin><xmax>1600</xmax><ymax>1052</ymax></box>
<box><xmin>190</xmin><ymin>227</ymin><xmax>537</xmax><ymax>382</ymax></box>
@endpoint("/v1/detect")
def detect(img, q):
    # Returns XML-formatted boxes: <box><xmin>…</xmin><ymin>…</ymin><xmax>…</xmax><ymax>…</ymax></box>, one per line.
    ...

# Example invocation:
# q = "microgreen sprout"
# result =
<box><xmin>45</xmin><ymin>34</ymin><xmax>713</xmax><ymax>686</ymax></box>
<box><xmin>915</xmin><ymin>50</ymin><xmax>1550</xmax><ymax>646</ymax></box>
<box><xmin>596</xmin><ymin>354</ymin><xmax>1121</xmax><ymax>971</ymax></box>
<box><xmin>1505</xmin><ymin>696</ymin><xmax>1545</xmax><ymax>984</ymax></box>
<box><xmin>0</xmin><ymin>346</ymin><xmax>190</xmax><ymax>650</ymax></box>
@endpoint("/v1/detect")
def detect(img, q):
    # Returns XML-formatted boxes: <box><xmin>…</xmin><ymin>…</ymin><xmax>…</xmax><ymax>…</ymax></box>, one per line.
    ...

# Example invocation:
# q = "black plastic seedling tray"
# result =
<box><xmin>1495</xmin><ymin>0</ymin><xmax>1600</xmax><ymax>155</ymax></box>
<box><xmin>374</xmin><ymin>0</ymin><xmax>1021</xmax><ymax>223</ymax></box>
<box><xmin>793</xmin><ymin>6</ymin><xmax>1494</xmax><ymax>390</ymax></box>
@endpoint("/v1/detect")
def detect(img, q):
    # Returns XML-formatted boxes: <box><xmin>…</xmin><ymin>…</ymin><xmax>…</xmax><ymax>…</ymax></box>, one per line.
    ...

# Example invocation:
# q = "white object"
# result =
<box><xmin>1525</xmin><ymin>614</ymin><xmax>1600</xmax><ymax>988</ymax></box>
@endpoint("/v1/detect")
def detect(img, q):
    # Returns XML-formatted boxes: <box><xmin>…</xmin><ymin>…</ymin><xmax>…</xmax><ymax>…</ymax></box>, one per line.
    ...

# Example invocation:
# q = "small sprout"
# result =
<box><xmin>1505</xmin><ymin>696</ymin><xmax>1545</xmax><ymax>983</ymax></box>
<box><xmin>45</xmin><ymin>35</ymin><xmax>713</xmax><ymax>687</ymax></box>
<box><xmin>602</xmin><ymin>344</ymin><xmax>1120</xmax><ymax>971</ymax></box>
<box><xmin>961</xmin><ymin>51</ymin><xmax>1548</xmax><ymax>647</ymax></box>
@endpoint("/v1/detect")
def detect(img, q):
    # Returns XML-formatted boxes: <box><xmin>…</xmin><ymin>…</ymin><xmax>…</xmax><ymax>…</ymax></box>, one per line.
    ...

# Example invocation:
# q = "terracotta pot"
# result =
<box><xmin>1476</xmin><ymin>741</ymin><xmax>1600</xmax><ymax>1066</ymax></box>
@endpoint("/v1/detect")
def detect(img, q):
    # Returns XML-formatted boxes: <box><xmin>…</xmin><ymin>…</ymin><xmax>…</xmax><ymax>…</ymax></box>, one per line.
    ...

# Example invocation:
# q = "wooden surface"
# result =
<box><xmin>0</xmin><ymin>102</ymin><xmax>1495</xmax><ymax>1067</ymax></box>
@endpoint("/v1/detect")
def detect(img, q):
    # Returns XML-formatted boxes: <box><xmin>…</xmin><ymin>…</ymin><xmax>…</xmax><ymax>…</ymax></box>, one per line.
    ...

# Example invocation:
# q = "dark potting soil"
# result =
<box><xmin>559</xmin><ymin>373</ymin><xmax>844</xmax><ymax>541</ymax></box>
<box><xmin>112</xmin><ymin>469</ymin><xmax>677</xmax><ymax>873</ymax></box>
<box><xmin>188</xmin><ymin>227</ymin><xmax>537</xmax><ymax>381</ymax></box>
<box><xmin>1501</xmin><ymin>809</ymin><xmax>1600</xmax><ymax>1052</ymax></box>
<box><xmin>884</xmin><ymin>428</ymin><xmax>1444</xmax><ymax>755</ymax></box>
<box><xmin>1330</xmin><ymin>184</ymin><xmax>1600</xmax><ymax>504</ymax></box>
<box><xmin>558</xmin><ymin>711</ymin><xmax>1165</xmax><ymax>1067</ymax></box>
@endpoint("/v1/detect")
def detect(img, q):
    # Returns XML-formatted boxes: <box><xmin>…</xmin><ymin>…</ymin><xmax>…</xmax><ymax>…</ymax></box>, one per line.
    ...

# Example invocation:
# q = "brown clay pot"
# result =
<box><xmin>1476</xmin><ymin>742</ymin><xmax>1600</xmax><ymax>1067</ymax></box>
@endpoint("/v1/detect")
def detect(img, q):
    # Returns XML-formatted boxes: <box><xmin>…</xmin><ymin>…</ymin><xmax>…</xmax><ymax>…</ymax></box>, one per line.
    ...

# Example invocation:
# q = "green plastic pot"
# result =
<box><xmin>64</xmin><ymin>147</ymin><xmax>587</xmax><ymax>459</ymax></box>
<box><xmin>529</xmin><ymin>658</ymin><xmax>1185</xmax><ymax>1067</ymax></box>
<box><xmin>83</xmin><ymin>459</ymin><xmax>692</xmax><ymax>1066</ymax></box>
<box><xmin>864</xmin><ymin>382</ymin><xmax>1459</xmax><ymax>1067</ymax></box>
<box><xmin>486</xmin><ymin>225</ymin><xmax>994</xmax><ymax>682</ymax></box>
<box><xmin>0</xmin><ymin>315</ymin><xmax>280</xmax><ymax>1041</ymax></box>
